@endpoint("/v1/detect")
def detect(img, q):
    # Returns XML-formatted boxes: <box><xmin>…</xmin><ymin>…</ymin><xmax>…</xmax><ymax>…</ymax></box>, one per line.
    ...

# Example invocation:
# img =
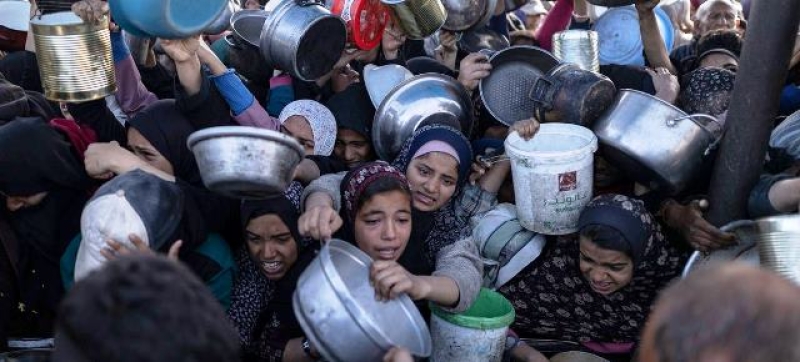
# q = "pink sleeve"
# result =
<box><xmin>535</xmin><ymin>0</ymin><xmax>575</xmax><ymax>51</ymax></box>
<box><xmin>232</xmin><ymin>100</ymin><xmax>281</xmax><ymax>131</ymax></box>
<box><xmin>113</xmin><ymin>56</ymin><xmax>158</xmax><ymax>118</ymax></box>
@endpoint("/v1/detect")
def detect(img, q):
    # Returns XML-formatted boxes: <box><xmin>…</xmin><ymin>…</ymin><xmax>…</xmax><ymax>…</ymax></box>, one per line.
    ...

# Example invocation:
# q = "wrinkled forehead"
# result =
<box><xmin>697</xmin><ymin>0</ymin><xmax>738</xmax><ymax>19</ymax></box>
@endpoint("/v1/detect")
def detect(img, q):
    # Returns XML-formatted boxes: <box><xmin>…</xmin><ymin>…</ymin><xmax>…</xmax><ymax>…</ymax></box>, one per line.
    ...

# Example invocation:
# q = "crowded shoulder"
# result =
<box><xmin>1</xmin><ymin>0</ymin><xmax>800</xmax><ymax>361</ymax></box>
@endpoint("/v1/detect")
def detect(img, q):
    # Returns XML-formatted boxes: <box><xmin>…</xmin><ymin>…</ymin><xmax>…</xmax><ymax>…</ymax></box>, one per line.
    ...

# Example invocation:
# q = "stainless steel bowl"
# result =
<box><xmin>294</xmin><ymin>239</ymin><xmax>432</xmax><ymax>362</ymax></box>
<box><xmin>372</xmin><ymin>73</ymin><xmax>474</xmax><ymax>161</ymax></box>
<box><xmin>187</xmin><ymin>126</ymin><xmax>304</xmax><ymax>199</ymax></box>
<box><xmin>441</xmin><ymin>0</ymin><xmax>487</xmax><ymax>31</ymax></box>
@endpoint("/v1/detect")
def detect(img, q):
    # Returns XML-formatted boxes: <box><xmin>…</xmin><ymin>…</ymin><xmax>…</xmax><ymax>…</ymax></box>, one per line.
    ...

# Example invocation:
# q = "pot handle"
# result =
<box><xmin>665</xmin><ymin>113</ymin><xmax>725</xmax><ymax>156</ymax></box>
<box><xmin>478</xmin><ymin>48</ymin><xmax>496</xmax><ymax>58</ymax></box>
<box><xmin>529</xmin><ymin>75</ymin><xmax>561</xmax><ymax>122</ymax></box>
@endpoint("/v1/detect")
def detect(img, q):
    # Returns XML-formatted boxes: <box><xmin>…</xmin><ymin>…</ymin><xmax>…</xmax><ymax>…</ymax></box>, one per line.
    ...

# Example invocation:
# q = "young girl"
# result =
<box><xmin>337</xmin><ymin>162</ymin><xmax>481</xmax><ymax>311</ymax></box>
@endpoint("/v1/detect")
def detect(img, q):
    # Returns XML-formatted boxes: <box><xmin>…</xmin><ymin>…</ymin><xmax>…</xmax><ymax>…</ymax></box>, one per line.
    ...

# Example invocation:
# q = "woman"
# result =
<box><xmin>228</xmin><ymin>195</ymin><xmax>318</xmax><ymax>362</ymax></box>
<box><xmin>300</xmin><ymin>124</ymin><xmax>474</xmax><ymax>265</ymax></box>
<box><xmin>338</xmin><ymin>162</ymin><xmax>481</xmax><ymax>311</ymax></box>
<box><xmin>278</xmin><ymin>100</ymin><xmax>337</xmax><ymax>157</ymax></box>
<box><xmin>78</xmin><ymin>100</ymin><xmax>237</xmax><ymax>307</ymax></box>
<box><xmin>498</xmin><ymin>194</ymin><xmax>686</xmax><ymax>355</ymax></box>
<box><xmin>0</xmin><ymin>117</ymin><xmax>95</xmax><ymax>341</ymax></box>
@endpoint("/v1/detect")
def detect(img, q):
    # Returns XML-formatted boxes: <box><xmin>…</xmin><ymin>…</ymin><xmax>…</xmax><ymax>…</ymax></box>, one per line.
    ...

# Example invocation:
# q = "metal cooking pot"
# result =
<box><xmin>260</xmin><ymin>0</ymin><xmax>347</xmax><ymax>81</ymax></box>
<box><xmin>294</xmin><ymin>239</ymin><xmax>432</xmax><ymax>362</ymax></box>
<box><xmin>441</xmin><ymin>0</ymin><xmax>486</xmax><ymax>31</ymax></box>
<box><xmin>0</xmin><ymin>349</ymin><xmax>52</xmax><ymax>362</ymax></box>
<box><xmin>30</xmin><ymin>12</ymin><xmax>116</xmax><ymax>102</ymax></box>
<box><xmin>381</xmin><ymin>0</ymin><xmax>446</xmax><ymax>39</ymax></box>
<box><xmin>373</xmin><ymin>73</ymin><xmax>474</xmax><ymax>161</ymax></box>
<box><xmin>592</xmin><ymin>89</ymin><xmax>723</xmax><ymax>194</ymax></box>
<box><xmin>531</xmin><ymin>63</ymin><xmax>616</xmax><ymax>127</ymax></box>
<box><xmin>186</xmin><ymin>126</ymin><xmax>304</xmax><ymax>199</ymax></box>
<box><xmin>231</xmin><ymin>9</ymin><xmax>269</xmax><ymax>46</ymax></box>
<box><xmin>204</xmin><ymin>0</ymin><xmax>239</xmax><ymax>35</ymax></box>
<box><xmin>479</xmin><ymin>46</ymin><xmax>560</xmax><ymax>126</ymax></box>
<box><xmin>503</xmin><ymin>0</ymin><xmax>527</xmax><ymax>11</ymax></box>
<box><xmin>552</xmin><ymin>30</ymin><xmax>600</xmax><ymax>73</ymax></box>
<box><xmin>470</xmin><ymin>0</ymin><xmax>497</xmax><ymax>31</ymax></box>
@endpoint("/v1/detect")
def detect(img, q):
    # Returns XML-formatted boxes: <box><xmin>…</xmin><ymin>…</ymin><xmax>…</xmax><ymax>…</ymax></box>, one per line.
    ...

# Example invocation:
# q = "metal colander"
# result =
<box><xmin>31</xmin><ymin>12</ymin><xmax>116</xmax><ymax>102</ymax></box>
<box><xmin>478</xmin><ymin>46</ymin><xmax>560</xmax><ymax>126</ymax></box>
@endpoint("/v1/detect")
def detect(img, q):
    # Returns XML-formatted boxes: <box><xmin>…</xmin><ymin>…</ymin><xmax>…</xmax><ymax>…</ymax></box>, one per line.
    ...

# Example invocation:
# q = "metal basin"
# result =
<box><xmin>441</xmin><ymin>0</ymin><xmax>486</xmax><ymax>31</ymax></box>
<box><xmin>187</xmin><ymin>126</ymin><xmax>304</xmax><ymax>199</ymax></box>
<box><xmin>363</xmin><ymin>63</ymin><xmax>414</xmax><ymax>108</ymax></box>
<box><xmin>294</xmin><ymin>239</ymin><xmax>432</xmax><ymax>362</ymax></box>
<box><xmin>592</xmin><ymin>89</ymin><xmax>722</xmax><ymax>194</ymax></box>
<box><xmin>373</xmin><ymin>73</ymin><xmax>474</xmax><ymax>161</ymax></box>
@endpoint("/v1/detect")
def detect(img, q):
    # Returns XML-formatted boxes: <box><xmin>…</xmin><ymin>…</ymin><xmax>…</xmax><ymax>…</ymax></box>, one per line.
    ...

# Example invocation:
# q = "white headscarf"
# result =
<box><xmin>278</xmin><ymin>100</ymin><xmax>337</xmax><ymax>156</ymax></box>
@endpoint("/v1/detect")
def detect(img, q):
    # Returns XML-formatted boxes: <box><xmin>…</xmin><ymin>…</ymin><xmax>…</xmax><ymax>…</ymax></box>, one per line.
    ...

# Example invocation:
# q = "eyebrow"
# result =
<box><xmin>580</xmin><ymin>252</ymin><xmax>628</xmax><ymax>267</ymax></box>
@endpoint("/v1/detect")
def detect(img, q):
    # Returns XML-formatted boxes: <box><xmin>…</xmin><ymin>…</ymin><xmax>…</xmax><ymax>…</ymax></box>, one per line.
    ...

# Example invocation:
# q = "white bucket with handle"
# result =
<box><xmin>504</xmin><ymin>123</ymin><xmax>598</xmax><ymax>235</ymax></box>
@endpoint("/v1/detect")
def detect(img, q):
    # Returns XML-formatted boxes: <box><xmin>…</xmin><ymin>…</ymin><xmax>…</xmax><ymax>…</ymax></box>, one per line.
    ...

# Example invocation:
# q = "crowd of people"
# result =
<box><xmin>1</xmin><ymin>0</ymin><xmax>799</xmax><ymax>361</ymax></box>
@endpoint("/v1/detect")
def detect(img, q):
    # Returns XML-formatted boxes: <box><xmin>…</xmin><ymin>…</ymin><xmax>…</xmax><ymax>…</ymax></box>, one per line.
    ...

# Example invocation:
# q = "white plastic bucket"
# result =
<box><xmin>505</xmin><ymin>123</ymin><xmax>598</xmax><ymax>235</ymax></box>
<box><xmin>430</xmin><ymin>289</ymin><xmax>515</xmax><ymax>362</ymax></box>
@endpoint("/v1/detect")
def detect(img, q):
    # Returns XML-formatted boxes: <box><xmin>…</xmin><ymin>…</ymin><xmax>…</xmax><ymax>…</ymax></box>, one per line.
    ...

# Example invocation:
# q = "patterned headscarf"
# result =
<box><xmin>391</xmin><ymin>124</ymin><xmax>474</xmax><ymax>263</ymax></box>
<box><xmin>678</xmin><ymin>67</ymin><xmax>736</xmax><ymax>120</ymax></box>
<box><xmin>499</xmin><ymin>194</ymin><xmax>687</xmax><ymax>344</ymax></box>
<box><xmin>278</xmin><ymin>100</ymin><xmax>337</xmax><ymax>156</ymax></box>
<box><xmin>341</xmin><ymin>162</ymin><xmax>410</xmax><ymax>225</ymax></box>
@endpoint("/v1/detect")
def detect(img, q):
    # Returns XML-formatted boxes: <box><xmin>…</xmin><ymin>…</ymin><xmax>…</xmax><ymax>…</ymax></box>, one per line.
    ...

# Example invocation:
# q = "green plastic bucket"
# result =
<box><xmin>430</xmin><ymin>288</ymin><xmax>516</xmax><ymax>362</ymax></box>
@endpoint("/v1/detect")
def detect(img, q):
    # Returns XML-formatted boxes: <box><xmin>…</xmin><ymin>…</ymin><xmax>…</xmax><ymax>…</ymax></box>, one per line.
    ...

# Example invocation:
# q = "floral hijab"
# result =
<box><xmin>499</xmin><ymin>194</ymin><xmax>687</xmax><ymax>344</ymax></box>
<box><xmin>391</xmin><ymin>124</ymin><xmax>473</xmax><ymax>264</ymax></box>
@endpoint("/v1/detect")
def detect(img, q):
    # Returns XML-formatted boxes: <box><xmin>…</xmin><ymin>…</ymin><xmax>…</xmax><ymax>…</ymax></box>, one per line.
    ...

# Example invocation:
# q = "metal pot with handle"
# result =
<box><xmin>592</xmin><ymin>89</ymin><xmax>723</xmax><ymax>194</ymax></box>
<box><xmin>530</xmin><ymin>63</ymin><xmax>616</xmax><ymax>127</ymax></box>
<box><xmin>260</xmin><ymin>0</ymin><xmax>347</xmax><ymax>81</ymax></box>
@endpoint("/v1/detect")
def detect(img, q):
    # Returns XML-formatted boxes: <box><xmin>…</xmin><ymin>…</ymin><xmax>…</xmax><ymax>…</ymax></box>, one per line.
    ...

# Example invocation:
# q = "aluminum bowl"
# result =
<box><xmin>373</xmin><ymin>73</ymin><xmax>474</xmax><ymax>161</ymax></box>
<box><xmin>441</xmin><ymin>0</ymin><xmax>487</xmax><ymax>31</ymax></box>
<box><xmin>364</xmin><ymin>63</ymin><xmax>414</xmax><ymax>108</ymax></box>
<box><xmin>294</xmin><ymin>239</ymin><xmax>432</xmax><ymax>362</ymax></box>
<box><xmin>231</xmin><ymin>9</ymin><xmax>269</xmax><ymax>46</ymax></box>
<box><xmin>187</xmin><ymin>126</ymin><xmax>304</xmax><ymax>199</ymax></box>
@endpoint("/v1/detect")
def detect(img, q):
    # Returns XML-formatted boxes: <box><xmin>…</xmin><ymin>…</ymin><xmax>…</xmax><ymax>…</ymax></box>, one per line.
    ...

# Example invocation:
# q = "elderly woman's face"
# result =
<box><xmin>578</xmin><ymin>236</ymin><xmax>634</xmax><ymax>295</ymax></box>
<box><xmin>405</xmin><ymin>152</ymin><xmax>459</xmax><ymax>212</ymax></box>
<box><xmin>353</xmin><ymin>190</ymin><xmax>413</xmax><ymax>261</ymax></box>
<box><xmin>246</xmin><ymin>214</ymin><xmax>299</xmax><ymax>281</ymax></box>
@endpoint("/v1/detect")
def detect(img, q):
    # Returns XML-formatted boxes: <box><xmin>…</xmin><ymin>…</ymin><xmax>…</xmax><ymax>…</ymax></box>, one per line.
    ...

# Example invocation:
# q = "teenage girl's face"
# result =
<box><xmin>127</xmin><ymin>128</ymin><xmax>174</xmax><ymax>176</ymax></box>
<box><xmin>405</xmin><ymin>152</ymin><xmax>459</xmax><ymax>212</ymax></box>
<box><xmin>246</xmin><ymin>214</ymin><xmax>299</xmax><ymax>281</ymax></box>
<box><xmin>353</xmin><ymin>190</ymin><xmax>413</xmax><ymax>261</ymax></box>
<box><xmin>578</xmin><ymin>236</ymin><xmax>634</xmax><ymax>296</ymax></box>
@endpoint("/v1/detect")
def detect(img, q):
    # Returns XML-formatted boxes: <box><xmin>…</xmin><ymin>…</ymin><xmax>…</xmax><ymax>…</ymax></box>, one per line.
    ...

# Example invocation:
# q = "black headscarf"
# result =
<box><xmin>126</xmin><ymin>100</ymin><xmax>202</xmax><ymax>185</ymax></box>
<box><xmin>0</xmin><ymin>117</ymin><xmax>92</xmax><ymax>196</ymax></box>
<box><xmin>325</xmin><ymin>83</ymin><xmax>375</xmax><ymax>139</ymax></box>
<box><xmin>0</xmin><ymin>117</ymin><xmax>93</xmax><ymax>332</ymax></box>
<box><xmin>229</xmin><ymin>195</ymin><xmax>317</xmax><ymax>360</ymax></box>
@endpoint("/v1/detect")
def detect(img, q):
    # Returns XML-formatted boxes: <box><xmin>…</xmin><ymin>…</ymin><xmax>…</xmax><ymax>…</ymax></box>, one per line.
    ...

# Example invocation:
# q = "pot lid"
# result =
<box><xmin>0</xmin><ymin>1</ymin><xmax>31</xmax><ymax>32</ymax></box>
<box><xmin>332</xmin><ymin>0</ymin><xmax>390</xmax><ymax>50</ymax></box>
<box><xmin>592</xmin><ymin>5</ymin><xmax>673</xmax><ymax>66</ymax></box>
